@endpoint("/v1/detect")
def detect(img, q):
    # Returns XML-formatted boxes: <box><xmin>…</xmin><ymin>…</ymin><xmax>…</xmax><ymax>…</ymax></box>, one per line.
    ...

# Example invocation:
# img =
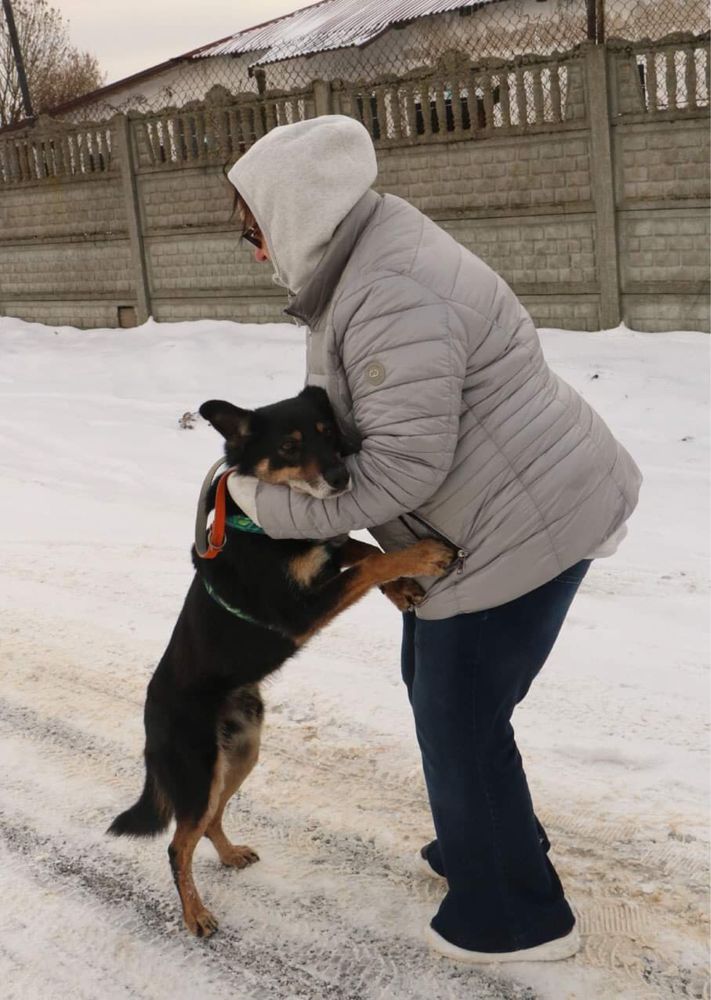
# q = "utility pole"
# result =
<box><xmin>596</xmin><ymin>0</ymin><xmax>605</xmax><ymax>44</ymax></box>
<box><xmin>2</xmin><ymin>0</ymin><xmax>34</xmax><ymax>119</ymax></box>
<box><xmin>587</xmin><ymin>0</ymin><xmax>606</xmax><ymax>42</ymax></box>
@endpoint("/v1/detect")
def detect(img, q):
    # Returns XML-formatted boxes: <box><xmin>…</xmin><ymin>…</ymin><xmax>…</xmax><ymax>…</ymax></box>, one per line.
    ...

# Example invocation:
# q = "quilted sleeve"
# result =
<box><xmin>254</xmin><ymin>276</ymin><xmax>466</xmax><ymax>540</ymax></box>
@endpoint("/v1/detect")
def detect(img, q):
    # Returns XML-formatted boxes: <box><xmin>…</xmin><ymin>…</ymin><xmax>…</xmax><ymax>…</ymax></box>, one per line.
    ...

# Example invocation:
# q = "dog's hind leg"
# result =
<box><xmin>205</xmin><ymin>728</ymin><xmax>261</xmax><ymax>869</ymax></box>
<box><xmin>168</xmin><ymin>752</ymin><xmax>227</xmax><ymax>938</ymax></box>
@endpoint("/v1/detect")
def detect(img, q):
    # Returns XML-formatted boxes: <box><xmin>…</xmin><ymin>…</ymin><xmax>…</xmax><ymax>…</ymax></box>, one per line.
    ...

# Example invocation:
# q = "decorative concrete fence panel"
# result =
<box><xmin>0</xmin><ymin>38</ymin><xmax>708</xmax><ymax>332</ymax></box>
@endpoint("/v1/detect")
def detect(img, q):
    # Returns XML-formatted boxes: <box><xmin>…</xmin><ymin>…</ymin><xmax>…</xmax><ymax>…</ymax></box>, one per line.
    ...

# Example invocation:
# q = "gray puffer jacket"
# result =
<box><xmin>229</xmin><ymin>118</ymin><xmax>642</xmax><ymax>619</ymax></box>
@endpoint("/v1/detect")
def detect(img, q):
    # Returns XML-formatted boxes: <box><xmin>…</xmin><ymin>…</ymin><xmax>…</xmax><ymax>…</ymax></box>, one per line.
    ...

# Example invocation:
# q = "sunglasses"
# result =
<box><xmin>241</xmin><ymin>225</ymin><xmax>263</xmax><ymax>249</ymax></box>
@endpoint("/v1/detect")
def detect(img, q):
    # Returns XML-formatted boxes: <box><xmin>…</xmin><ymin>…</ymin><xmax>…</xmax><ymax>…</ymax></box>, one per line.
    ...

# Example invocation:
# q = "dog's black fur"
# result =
<box><xmin>107</xmin><ymin>386</ymin><xmax>454</xmax><ymax>937</ymax></box>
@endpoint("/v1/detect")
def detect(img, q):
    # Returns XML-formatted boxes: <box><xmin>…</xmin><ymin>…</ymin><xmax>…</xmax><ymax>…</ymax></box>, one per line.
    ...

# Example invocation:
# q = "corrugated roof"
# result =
<box><xmin>196</xmin><ymin>0</ymin><xmax>500</xmax><ymax>65</ymax></box>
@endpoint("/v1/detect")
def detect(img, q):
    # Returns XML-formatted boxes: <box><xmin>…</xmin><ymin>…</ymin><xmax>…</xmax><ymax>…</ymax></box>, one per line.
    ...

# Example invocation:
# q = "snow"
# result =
<box><xmin>0</xmin><ymin>314</ymin><xmax>708</xmax><ymax>1000</ymax></box>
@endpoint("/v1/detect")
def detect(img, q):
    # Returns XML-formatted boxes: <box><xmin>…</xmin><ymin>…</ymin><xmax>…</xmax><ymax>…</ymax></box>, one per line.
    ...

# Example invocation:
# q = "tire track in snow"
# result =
<box><xmin>0</xmin><ymin>675</ymin><xmax>707</xmax><ymax>999</ymax></box>
<box><xmin>0</xmin><ymin>813</ymin><xmax>535</xmax><ymax>1000</ymax></box>
<box><xmin>1</xmin><ymin>601</ymin><xmax>708</xmax><ymax>999</ymax></box>
<box><xmin>4</xmin><ymin>613</ymin><xmax>710</xmax><ymax>892</ymax></box>
<box><xmin>3</xmin><ymin>647</ymin><xmax>709</xmax><ymax>901</ymax></box>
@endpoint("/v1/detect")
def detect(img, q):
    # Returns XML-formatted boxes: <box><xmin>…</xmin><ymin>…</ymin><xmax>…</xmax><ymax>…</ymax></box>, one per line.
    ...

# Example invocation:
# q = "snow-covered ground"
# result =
<box><xmin>0</xmin><ymin>315</ymin><xmax>708</xmax><ymax>1000</ymax></box>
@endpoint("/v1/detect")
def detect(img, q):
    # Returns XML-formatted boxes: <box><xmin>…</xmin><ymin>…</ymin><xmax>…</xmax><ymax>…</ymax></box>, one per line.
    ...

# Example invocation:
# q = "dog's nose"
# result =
<box><xmin>324</xmin><ymin>466</ymin><xmax>350</xmax><ymax>492</ymax></box>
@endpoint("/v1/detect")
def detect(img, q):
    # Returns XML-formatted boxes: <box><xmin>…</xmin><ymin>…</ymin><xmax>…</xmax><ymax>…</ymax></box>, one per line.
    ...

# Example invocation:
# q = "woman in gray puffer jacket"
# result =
<box><xmin>227</xmin><ymin>116</ymin><xmax>641</xmax><ymax>964</ymax></box>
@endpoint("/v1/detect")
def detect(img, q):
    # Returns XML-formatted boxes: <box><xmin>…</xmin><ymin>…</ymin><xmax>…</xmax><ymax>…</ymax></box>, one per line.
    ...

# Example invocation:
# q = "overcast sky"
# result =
<box><xmin>53</xmin><ymin>1</ymin><xmax>312</xmax><ymax>85</ymax></box>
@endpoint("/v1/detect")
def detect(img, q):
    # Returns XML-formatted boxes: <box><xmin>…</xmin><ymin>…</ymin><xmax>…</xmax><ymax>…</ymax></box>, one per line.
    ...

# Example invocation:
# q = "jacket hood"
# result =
<box><xmin>227</xmin><ymin>115</ymin><xmax>378</xmax><ymax>294</ymax></box>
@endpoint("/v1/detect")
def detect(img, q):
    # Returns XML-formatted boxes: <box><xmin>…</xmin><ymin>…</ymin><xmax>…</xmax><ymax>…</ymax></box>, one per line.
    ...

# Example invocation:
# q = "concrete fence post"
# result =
<box><xmin>584</xmin><ymin>43</ymin><xmax>621</xmax><ymax>329</ymax></box>
<box><xmin>113</xmin><ymin>113</ymin><xmax>151</xmax><ymax>324</ymax></box>
<box><xmin>313</xmin><ymin>79</ymin><xmax>332</xmax><ymax>117</ymax></box>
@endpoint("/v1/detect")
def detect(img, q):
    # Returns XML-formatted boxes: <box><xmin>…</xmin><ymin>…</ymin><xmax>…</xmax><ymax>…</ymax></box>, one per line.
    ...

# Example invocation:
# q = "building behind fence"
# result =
<box><xmin>0</xmin><ymin>1</ymin><xmax>708</xmax><ymax>332</ymax></box>
<box><xmin>23</xmin><ymin>0</ymin><xmax>710</xmax><ymax>122</ymax></box>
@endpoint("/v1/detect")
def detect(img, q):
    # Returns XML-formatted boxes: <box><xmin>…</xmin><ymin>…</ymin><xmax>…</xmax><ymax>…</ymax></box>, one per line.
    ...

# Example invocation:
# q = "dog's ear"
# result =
<box><xmin>298</xmin><ymin>386</ymin><xmax>342</xmax><ymax>433</ymax></box>
<box><xmin>298</xmin><ymin>385</ymin><xmax>333</xmax><ymax>417</ymax></box>
<box><xmin>297</xmin><ymin>385</ymin><xmax>353</xmax><ymax>453</ymax></box>
<box><xmin>199</xmin><ymin>400</ymin><xmax>253</xmax><ymax>446</ymax></box>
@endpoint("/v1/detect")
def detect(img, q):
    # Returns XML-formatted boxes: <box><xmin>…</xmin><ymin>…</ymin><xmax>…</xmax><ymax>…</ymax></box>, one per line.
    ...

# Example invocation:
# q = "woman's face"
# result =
<box><xmin>239</xmin><ymin>204</ymin><xmax>271</xmax><ymax>262</ymax></box>
<box><xmin>249</xmin><ymin>228</ymin><xmax>270</xmax><ymax>263</ymax></box>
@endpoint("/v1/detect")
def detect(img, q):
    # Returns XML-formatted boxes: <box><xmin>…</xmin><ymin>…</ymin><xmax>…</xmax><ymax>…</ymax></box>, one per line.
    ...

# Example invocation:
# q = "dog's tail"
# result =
<box><xmin>107</xmin><ymin>772</ymin><xmax>172</xmax><ymax>838</ymax></box>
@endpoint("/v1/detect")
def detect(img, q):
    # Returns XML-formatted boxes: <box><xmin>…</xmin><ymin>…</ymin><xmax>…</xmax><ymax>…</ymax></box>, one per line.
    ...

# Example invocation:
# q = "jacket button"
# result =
<box><xmin>366</xmin><ymin>361</ymin><xmax>385</xmax><ymax>386</ymax></box>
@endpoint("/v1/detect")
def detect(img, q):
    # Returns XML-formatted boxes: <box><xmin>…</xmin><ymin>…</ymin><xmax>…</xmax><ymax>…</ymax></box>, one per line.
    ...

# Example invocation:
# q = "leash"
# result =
<box><xmin>194</xmin><ymin>459</ymin><xmax>267</xmax><ymax>558</ymax></box>
<box><xmin>194</xmin><ymin>459</ymin><xmax>278</xmax><ymax>631</ymax></box>
<box><xmin>202</xmin><ymin>579</ymin><xmax>277</xmax><ymax>629</ymax></box>
<box><xmin>194</xmin><ymin>458</ymin><xmax>233</xmax><ymax>559</ymax></box>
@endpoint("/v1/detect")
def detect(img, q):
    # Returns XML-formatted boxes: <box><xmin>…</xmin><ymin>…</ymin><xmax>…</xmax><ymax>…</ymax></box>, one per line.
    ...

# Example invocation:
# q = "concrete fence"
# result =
<box><xmin>0</xmin><ymin>34</ymin><xmax>708</xmax><ymax>332</ymax></box>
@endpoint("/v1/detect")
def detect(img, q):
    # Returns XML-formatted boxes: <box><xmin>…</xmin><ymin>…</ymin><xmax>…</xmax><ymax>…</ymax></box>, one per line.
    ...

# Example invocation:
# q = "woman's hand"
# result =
<box><xmin>226</xmin><ymin>474</ymin><xmax>261</xmax><ymax>524</ymax></box>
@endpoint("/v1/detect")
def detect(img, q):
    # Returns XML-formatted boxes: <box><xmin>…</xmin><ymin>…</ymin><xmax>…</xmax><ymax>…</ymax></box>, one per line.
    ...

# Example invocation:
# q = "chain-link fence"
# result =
<box><xmin>247</xmin><ymin>0</ymin><xmax>708</xmax><ymax>91</ymax></box>
<box><xmin>37</xmin><ymin>0</ymin><xmax>711</xmax><ymax>123</ymax></box>
<box><xmin>604</xmin><ymin>0</ymin><xmax>708</xmax><ymax>43</ymax></box>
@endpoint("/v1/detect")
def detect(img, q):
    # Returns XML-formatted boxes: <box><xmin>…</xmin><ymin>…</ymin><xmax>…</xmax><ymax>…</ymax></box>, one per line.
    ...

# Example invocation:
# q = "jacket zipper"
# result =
<box><xmin>399</xmin><ymin>513</ymin><xmax>468</xmax><ymax>575</ymax></box>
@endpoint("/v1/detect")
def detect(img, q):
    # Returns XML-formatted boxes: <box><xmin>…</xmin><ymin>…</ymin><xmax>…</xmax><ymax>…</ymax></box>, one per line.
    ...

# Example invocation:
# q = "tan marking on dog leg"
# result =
<box><xmin>295</xmin><ymin>540</ymin><xmax>455</xmax><ymax>645</ymax></box>
<box><xmin>168</xmin><ymin>754</ymin><xmax>226</xmax><ymax>938</ymax></box>
<box><xmin>288</xmin><ymin>546</ymin><xmax>331</xmax><ymax>587</ymax></box>
<box><xmin>205</xmin><ymin>732</ymin><xmax>261</xmax><ymax>868</ymax></box>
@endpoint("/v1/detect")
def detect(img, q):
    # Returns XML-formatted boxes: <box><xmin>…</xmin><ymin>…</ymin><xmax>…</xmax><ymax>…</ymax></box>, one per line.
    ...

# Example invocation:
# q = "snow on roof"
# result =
<box><xmin>3</xmin><ymin>0</ymin><xmax>499</xmax><ymax>129</ymax></box>
<box><xmin>195</xmin><ymin>0</ymin><xmax>502</xmax><ymax>66</ymax></box>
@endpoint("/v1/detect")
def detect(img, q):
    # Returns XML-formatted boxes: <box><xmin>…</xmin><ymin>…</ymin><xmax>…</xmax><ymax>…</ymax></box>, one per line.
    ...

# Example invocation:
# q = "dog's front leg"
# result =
<box><xmin>294</xmin><ymin>540</ymin><xmax>454</xmax><ymax>644</ymax></box>
<box><xmin>338</xmin><ymin>538</ymin><xmax>427</xmax><ymax>611</ymax></box>
<box><xmin>337</xmin><ymin>537</ymin><xmax>381</xmax><ymax>566</ymax></box>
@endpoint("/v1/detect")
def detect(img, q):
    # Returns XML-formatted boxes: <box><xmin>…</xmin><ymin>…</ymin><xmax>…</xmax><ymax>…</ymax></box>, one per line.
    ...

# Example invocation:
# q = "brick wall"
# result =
<box><xmin>1</xmin><ymin>38</ymin><xmax>708</xmax><ymax>333</ymax></box>
<box><xmin>376</xmin><ymin>134</ymin><xmax>593</xmax><ymax>213</ymax></box>
<box><xmin>614</xmin><ymin>119</ymin><xmax>710</xmax><ymax>331</ymax></box>
<box><xmin>0</xmin><ymin>168</ymin><xmax>137</xmax><ymax>325</ymax></box>
<box><xmin>0</xmin><ymin>175</ymin><xmax>126</xmax><ymax>239</ymax></box>
<box><xmin>137</xmin><ymin>164</ymin><xmax>281</xmax><ymax>322</ymax></box>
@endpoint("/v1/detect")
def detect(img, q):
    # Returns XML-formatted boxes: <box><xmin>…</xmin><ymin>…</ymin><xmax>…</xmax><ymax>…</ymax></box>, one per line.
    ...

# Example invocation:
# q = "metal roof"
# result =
<box><xmin>195</xmin><ymin>0</ymin><xmax>501</xmax><ymax>66</ymax></box>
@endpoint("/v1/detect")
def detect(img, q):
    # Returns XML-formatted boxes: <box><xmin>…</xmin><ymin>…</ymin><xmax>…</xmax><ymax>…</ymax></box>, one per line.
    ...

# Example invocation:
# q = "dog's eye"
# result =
<box><xmin>280</xmin><ymin>440</ymin><xmax>299</xmax><ymax>456</ymax></box>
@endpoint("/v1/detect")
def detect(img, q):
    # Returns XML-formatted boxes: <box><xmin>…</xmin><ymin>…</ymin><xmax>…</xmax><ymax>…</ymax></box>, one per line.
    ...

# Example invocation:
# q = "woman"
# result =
<box><xmin>225</xmin><ymin>115</ymin><xmax>641</xmax><ymax>963</ymax></box>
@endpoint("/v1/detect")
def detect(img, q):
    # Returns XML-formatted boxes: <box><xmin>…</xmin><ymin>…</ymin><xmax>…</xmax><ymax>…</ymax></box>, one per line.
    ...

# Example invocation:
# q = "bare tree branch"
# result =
<box><xmin>1</xmin><ymin>0</ymin><xmax>104</xmax><ymax>126</ymax></box>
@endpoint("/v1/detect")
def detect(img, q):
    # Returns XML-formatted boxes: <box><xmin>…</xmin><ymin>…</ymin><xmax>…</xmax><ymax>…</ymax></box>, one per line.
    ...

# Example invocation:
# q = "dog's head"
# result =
<box><xmin>200</xmin><ymin>387</ymin><xmax>351</xmax><ymax>499</ymax></box>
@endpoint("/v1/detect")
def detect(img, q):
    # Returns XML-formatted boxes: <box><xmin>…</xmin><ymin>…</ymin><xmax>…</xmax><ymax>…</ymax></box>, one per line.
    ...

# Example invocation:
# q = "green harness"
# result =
<box><xmin>202</xmin><ymin>513</ymin><xmax>282</xmax><ymax>632</ymax></box>
<box><xmin>225</xmin><ymin>513</ymin><xmax>265</xmax><ymax>535</ymax></box>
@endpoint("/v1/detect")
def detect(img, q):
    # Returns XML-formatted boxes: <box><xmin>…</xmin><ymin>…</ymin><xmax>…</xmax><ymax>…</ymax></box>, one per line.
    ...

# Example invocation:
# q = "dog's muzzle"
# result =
<box><xmin>290</xmin><ymin>473</ymin><xmax>352</xmax><ymax>499</ymax></box>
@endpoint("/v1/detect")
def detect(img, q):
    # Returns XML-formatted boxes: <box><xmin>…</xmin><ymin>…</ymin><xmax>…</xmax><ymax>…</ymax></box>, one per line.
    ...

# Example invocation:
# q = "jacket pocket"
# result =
<box><xmin>399</xmin><ymin>512</ymin><xmax>469</xmax><ymax>578</ymax></box>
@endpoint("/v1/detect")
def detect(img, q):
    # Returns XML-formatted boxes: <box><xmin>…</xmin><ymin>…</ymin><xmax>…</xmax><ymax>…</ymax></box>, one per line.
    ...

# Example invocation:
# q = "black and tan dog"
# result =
<box><xmin>108</xmin><ymin>386</ymin><xmax>454</xmax><ymax>938</ymax></box>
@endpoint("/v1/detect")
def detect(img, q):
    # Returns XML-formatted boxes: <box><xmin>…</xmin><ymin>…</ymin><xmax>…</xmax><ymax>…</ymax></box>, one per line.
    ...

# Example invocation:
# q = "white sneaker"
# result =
<box><xmin>425</xmin><ymin>923</ymin><xmax>580</xmax><ymax>964</ymax></box>
<box><xmin>415</xmin><ymin>846</ymin><xmax>447</xmax><ymax>881</ymax></box>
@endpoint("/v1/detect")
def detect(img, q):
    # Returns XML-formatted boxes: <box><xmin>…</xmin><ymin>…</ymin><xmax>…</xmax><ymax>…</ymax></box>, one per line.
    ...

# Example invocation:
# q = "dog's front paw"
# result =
<box><xmin>403</xmin><ymin>540</ymin><xmax>457</xmax><ymax>578</ymax></box>
<box><xmin>381</xmin><ymin>578</ymin><xmax>426</xmax><ymax>611</ymax></box>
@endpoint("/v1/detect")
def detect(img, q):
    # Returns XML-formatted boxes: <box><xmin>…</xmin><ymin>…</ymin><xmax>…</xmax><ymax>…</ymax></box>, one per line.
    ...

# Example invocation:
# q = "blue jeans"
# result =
<box><xmin>401</xmin><ymin>559</ymin><xmax>591</xmax><ymax>952</ymax></box>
